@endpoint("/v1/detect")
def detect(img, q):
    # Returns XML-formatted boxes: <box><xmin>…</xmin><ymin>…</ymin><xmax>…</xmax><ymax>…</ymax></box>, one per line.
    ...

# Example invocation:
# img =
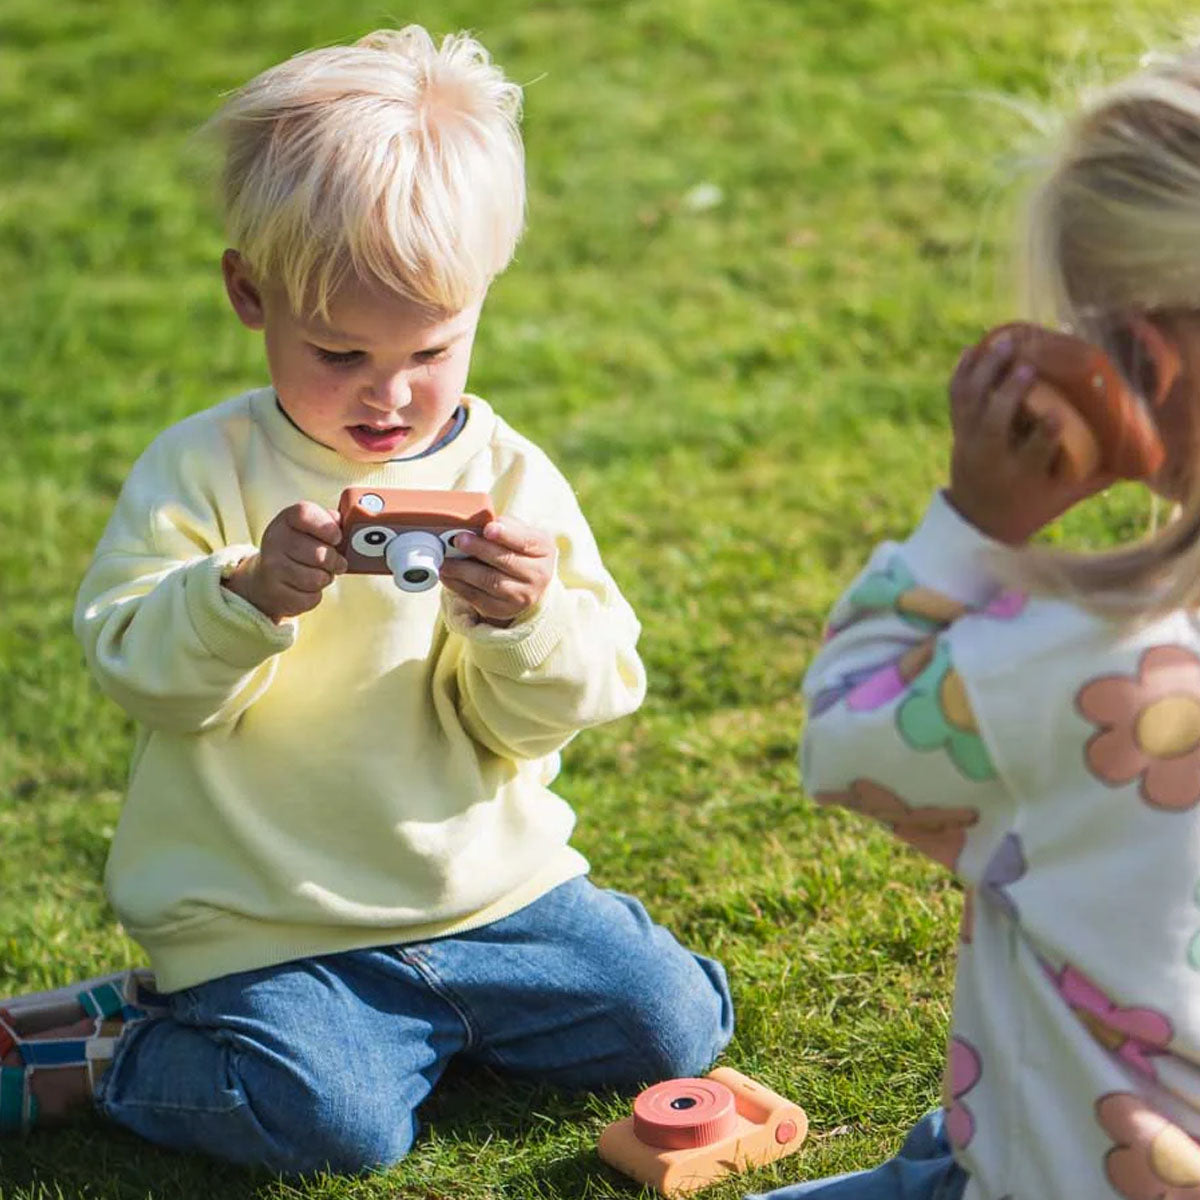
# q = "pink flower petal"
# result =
<box><xmin>1142</xmin><ymin>751</ymin><xmax>1200</xmax><ymax>811</ymax></box>
<box><xmin>1087</xmin><ymin>728</ymin><xmax>1149</xmax><ymax>786</ymax></box>
<box><xmin>847</xmin><ymin>663</ymin><xmax>908</xmax><ymax>711</ymax></box>
<box><xmin>1078</xmin><ymin>677</ymin><xmax>1147</xmax><ymax>726</ymax></box>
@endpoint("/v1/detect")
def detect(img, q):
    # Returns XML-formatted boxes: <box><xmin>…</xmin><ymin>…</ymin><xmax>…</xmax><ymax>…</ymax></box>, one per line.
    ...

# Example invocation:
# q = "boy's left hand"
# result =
<box><xmin>439</xmin><ymin>516</ymin><xmax>556</xmax><ymax>626</ymax></box>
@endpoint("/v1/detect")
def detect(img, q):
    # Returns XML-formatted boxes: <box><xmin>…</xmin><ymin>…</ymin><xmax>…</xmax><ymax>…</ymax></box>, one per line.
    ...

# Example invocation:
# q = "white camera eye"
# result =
<box><xmin>439</xmin><ymin>528</ymin><xmax>471</xmax><ymax>556</ymax></box>
<box><xmin>350</xmin><ymin>525</ymin><xmax>396</xmax><ymax>558</ymax></box>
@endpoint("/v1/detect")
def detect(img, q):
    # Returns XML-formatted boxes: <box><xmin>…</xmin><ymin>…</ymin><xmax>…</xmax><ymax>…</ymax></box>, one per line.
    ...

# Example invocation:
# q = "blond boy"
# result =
<box><xmin>0</xmin><ymin>28</ymin><xmax>732</xmax><ymax>1171</ymax></box>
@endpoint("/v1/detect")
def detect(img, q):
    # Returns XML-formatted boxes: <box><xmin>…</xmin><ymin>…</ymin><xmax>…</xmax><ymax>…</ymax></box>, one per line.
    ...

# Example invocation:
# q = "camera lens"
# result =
<box><xmin>385</xmin><ymin>531</ymin><xmax>446</xmax><ymax>593</ymax></box>
<box><xmin>669</xmin><ymin>1097</ymin><xmax>698</xmax><ymax>1111</ymax></box>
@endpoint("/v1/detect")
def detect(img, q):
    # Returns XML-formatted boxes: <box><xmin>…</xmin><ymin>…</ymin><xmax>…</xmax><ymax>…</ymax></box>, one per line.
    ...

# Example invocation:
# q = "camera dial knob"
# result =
<box><xmin>632</xmin><ymin>1077</ymin><xmax>738</xmax><ymax>1149</ymax></box>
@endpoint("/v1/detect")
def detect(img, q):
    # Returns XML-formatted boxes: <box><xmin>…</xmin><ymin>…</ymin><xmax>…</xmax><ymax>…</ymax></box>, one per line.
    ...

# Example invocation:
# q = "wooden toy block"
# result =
<box><xmin>597</xmin><ymin>1067</ymin><xmax>808</xmax><ymax>1195</ymax></box>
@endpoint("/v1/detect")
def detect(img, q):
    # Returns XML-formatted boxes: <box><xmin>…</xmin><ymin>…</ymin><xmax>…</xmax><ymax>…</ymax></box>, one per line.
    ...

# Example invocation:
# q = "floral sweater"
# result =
<box><xmin>802</xmin><ymin>491</ymin><xmax>1200</xmax><ymax>1200</ymax></box>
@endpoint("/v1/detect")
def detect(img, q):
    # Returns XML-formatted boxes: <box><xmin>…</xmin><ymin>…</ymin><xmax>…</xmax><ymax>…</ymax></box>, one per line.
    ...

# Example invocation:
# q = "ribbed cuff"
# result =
<box><xmin>905</xmin><ymin>491</ymin><xmax>1010</xmax><ymax>607</ymax></box>
<box><xmin>441</xmin><ymin>577</ymin><xmax>571</xmax><ymax>676</ymax></box>
<box><xmin>184</xmin><ymin>548</ymin><xmax>297</xmax><ymax>667</ymax></box>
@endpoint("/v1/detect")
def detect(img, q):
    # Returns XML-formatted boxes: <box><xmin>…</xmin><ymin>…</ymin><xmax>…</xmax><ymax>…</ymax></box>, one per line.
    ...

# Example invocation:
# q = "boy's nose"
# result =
<box><xmin>363</xmin><ymin>373</ymin><xmax>412</xmax><ymax>412</ymax></box>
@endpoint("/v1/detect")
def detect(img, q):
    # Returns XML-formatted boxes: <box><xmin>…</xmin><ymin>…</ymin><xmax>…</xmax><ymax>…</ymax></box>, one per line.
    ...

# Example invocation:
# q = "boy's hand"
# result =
<box><xmin>439</xmin><ymin>517</ymin><xmax>556</xmax><ymax>626</ymax></box>
<box><xmin>945</xmin><ymin>334</ymin><xmax>1115</xmax><ymax>545</ymax></box>
<box><xmin>223</xmin><ymin>502</ymin><xmax>347</xmax><ymax>622</ymax></box>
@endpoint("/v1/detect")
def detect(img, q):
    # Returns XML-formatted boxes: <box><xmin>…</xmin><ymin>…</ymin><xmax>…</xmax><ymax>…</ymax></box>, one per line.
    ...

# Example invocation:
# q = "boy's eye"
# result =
<box><xmin>313</xmin><ymin>346</ymin><xmax>363</xmax><ymax>365</ymax></box>
<box><xmin>414</xmin><ymin>347</ymin><xmax>449</xmax><ymax>364</ymax></box>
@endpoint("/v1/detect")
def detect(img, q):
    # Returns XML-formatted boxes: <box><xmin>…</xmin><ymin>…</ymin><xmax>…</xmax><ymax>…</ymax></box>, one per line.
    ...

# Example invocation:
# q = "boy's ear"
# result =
<box><xmin>222</xmin><ymin>249</ymin><xmax>266</xmax><ymax>330</ymax></box>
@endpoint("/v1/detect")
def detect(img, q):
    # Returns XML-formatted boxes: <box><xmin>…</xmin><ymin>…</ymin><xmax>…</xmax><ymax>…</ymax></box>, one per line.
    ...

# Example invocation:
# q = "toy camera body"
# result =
<box><xmin>337</xmin><ymin>487</ymin><xmax>496</xmax><ymax>593</ymax></box>
<box><xmin>975</xmin><ymin>318</ymin><xmax>1179</xmax><ymax>484</ymax></box>
<box><xmin>597</xmin><ymin>1067</ymin><xmax>808</xmax><ymax>1195</ymax></box>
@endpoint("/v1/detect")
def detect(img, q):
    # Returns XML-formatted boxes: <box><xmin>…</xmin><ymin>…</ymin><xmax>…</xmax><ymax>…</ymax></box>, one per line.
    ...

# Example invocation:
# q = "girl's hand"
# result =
<box><xmin>946</xmin><ymin>334</ymin><xmax>1115</xmax><ymax>544</ymax></box>
<box><xmin>223</xmin><ymin>502</ymin><xmax>347</xmax><ymax>621</ymax></box>
<box><xmin>439</xmin><ymin>517</ymin><xmax>556</xmax><ymax>626</ymax></box>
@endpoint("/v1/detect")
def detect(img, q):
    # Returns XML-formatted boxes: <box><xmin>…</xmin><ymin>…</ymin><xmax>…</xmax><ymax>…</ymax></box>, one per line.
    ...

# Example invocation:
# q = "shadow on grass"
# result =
<box><xmin>0</xmin><ymin>1067</ymin><xmax>639</xmax><ymax>1199</ymax></box>
<box><xmin>411</xmin><ymin>1059</ymin><xmax>642</xmax><ymax>1196</ymax></box>
<box><xmin>0</xmin><ymin>1114</ymin><xmax>277</xmax><ymax>1200</ymax></box>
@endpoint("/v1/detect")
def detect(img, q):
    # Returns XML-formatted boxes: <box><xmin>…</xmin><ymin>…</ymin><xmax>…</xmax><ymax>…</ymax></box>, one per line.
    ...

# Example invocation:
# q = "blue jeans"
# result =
<box><xmin>95</xmin><ymin>876</ymin><xmax>733</xmax><ymax>1175</ymax></box>
<box><xmin>747</xmin><ymin>1110</ymin><xmax>967</xmax><ymax>1200</ymax></box>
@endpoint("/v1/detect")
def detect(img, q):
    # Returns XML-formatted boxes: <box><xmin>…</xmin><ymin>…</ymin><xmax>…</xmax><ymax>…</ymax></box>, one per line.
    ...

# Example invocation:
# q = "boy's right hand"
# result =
<box><xmin>222</xmin><ymin>502</ymin><xmax>347</xmax><ymax>622</ymax></box>
<box><xmin>945</xmin><ymin>333</ymin><xmax>1115</xmax><ymax>545</ymax></box>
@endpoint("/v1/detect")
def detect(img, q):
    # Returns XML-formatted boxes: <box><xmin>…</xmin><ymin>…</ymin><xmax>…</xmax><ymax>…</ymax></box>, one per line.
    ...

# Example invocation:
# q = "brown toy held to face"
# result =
<box><xmin>337</xmin><ymin>487</ymin><xmax>496</xmax><ymax>592</ymax></box>
<box><xmin>972</xmin><ymin>317</ymin><xmax>1180</xmax><ymax>484</ymax></box>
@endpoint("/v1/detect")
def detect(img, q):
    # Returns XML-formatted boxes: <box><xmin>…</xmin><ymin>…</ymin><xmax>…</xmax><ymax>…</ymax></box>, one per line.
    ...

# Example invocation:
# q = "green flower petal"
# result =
<box><xmin>897</xmin><ymin>689</ymin><xmax>950</xmax><ymax>750</ymax></box>
<box><xmin>848</xmin><ymin>560</ymin><xmax>915</xmax><ymax>612</ymax></box>
<box><xmin>948</xmin><ymin>732</ymin><xmax>997</xmax><ymax>782</ymax></box>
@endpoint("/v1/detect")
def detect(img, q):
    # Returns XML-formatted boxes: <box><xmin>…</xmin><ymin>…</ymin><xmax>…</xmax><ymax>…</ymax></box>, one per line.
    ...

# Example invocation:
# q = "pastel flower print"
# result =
<box><xmin>979</xmin><ymin>832</ymin><xmax>1026</xmax><ymax>922</ymax></box>
<box><xmin>811</xmin><ymin>662</ymin><xmax>891</xmax><ymax>717</ymax></box>
<box><xmin>814</xmin><ymin>779</ymin><xmax>979</xmax><ymax>871</ymax></box>
<box><xmin>812</xmin><ymin>639</ymin><xmax>939</xmax><ymax>718</ymax></box>
<box><xmin>982</xmin><ymin>589</ymin><xmax>1027</xmax><ymax>620</ymax></box>
<box><xmin>839</xmin><ymin>559</ymin><xmax>966</xmax><ymax>633</ymax></box>
<box><xmin>844</xmin><ymin>639</ymin><xmax>937</xmax><ymax>713</ymax></box>
<box><xmin>1045</xmin><ymin>962</ymin><xmax>1172</xmax><ymax>1080</ymax></box>
<box><xmin>942</xmin><ymin>1037</ymin><xmax>981</xmax><ymax>1149</ymax></box>
<box><xmin>1189</xmin><ymin>878</ymin><xmax>1200</xmax><ymax>973</ymax></box>
<box><xmin>960</xmin><ymin>832</ymin><xmax>1026</xmax><ymax>940</ymax></box>
<box><xmin>1097</xmin><ymin>1092</ymin><xmax>1200</xmax><ymax>1199</ymax></box>
<box><xmin>1078</xmin><ymin>646</ymin><xmax>1200</xmax><ymax>811</ymax></box>
<box><xmin>896</xmin><ymin>640</ymin><xmax>996</xmax><ymax>781</ymax></box>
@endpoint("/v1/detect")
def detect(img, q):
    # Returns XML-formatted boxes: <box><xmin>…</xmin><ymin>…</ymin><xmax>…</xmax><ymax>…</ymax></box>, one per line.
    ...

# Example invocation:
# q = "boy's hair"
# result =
<box><xmin>208</xmin><ymin>26</ymin><xmax>525</xmax><ymax>316</ymax></box>
<box><xmin>1008</xmin><ymin>48</ymin><xmax>1200</xmax><ymax>619</ymax></box>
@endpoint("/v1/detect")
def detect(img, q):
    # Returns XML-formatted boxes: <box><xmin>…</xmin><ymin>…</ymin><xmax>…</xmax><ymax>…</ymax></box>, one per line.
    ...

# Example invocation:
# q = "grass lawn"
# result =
<box><xmin>0</xmin><ymin>0</ymin><xmax>1191</xmax><ymax>1196</ymax></box>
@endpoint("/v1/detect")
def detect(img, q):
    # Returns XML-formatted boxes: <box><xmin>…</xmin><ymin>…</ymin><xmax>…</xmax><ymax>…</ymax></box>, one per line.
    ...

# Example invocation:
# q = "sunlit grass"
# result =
<box><xmin>1</xmin><ymin>0</ymin><xmax>1192</xmax><ymax>1195</ymax></box>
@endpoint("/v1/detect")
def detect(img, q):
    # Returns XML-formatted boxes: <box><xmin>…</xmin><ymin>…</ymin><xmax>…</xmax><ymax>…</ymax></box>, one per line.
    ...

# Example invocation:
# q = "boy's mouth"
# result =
<box><xmin>348</xmin><ymin>423</ymin><xmax>411</xmax><ymax>452</ymax></box>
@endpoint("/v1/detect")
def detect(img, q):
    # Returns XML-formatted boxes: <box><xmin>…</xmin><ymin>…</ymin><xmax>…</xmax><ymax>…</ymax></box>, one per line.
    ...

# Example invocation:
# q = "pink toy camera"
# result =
<box><xmin>597</xmin><ymin>1067</ymin><xmax>808</xmax><ymax>1194</ymax></box>
<box><xmin>337</xmin><ymin>487</ymin><xmax>496</xmax><ymax>593</ymax></box>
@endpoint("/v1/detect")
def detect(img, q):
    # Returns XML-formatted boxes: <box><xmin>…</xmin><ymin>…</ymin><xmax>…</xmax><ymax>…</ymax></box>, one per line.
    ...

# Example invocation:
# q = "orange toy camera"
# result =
<box><xmin>971</xmin><ymin>318</ymin><xmax>1179</xmax><ymax>484</ymax></box>
<box><xmin>597</xmin><ymin>1068</ymin><xmax>808</xmax><ymax>1195</ymax></box>
<box><xmin>337</xmin><ymin>487</ymin><xmax>495</xmax><ymax>593</ymax></box>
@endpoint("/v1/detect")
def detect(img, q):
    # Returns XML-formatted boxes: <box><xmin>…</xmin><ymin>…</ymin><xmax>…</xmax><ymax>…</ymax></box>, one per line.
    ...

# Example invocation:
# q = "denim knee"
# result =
<box><xmin>621</xmin><ymin>950</ymin><xmax>734</xmax><ymax>1083</ymax></box>
<box><xmin>101</xmin><ymin>1017</ymin><xmax>418</xmax><ymax>1176</ymax></box>
<box><xmin>233</xmin><ymin>1046</ymin><xmax>417</xmax><ymax>1175</ymax></box>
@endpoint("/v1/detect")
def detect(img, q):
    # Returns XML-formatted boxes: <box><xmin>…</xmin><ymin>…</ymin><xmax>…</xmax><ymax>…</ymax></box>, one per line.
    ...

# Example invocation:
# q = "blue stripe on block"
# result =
<box><xmin>19</xmin><ymin>1039</ymin><xmax>87</xmax><ymax>1067</ymax></box>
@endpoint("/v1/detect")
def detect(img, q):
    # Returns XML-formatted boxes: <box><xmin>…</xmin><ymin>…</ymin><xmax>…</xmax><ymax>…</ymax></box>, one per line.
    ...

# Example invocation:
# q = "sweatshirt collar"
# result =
<box><xmin>248</xmin><ymin>387</ymin><xmax>494</xmax><ymax>485</ymax></box>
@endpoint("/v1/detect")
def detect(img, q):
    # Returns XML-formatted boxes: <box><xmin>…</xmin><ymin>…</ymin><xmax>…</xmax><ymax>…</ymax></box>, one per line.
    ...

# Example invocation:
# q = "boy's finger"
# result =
<box><xmin>450</xmin><ymin>533</ymin><xmax>539</xmax><ymax>581</ymax></box>
<box><xmin>279</xmin><ymin>559</ymin><xmax>336</xmax><ymax>593</ymax></box>
<box><xmin>477</xmin><ymin>517</ymin><xmax>554</xmax><ymax>558</ymax></box>
<box><xmin>440</xmin><ymin>572</ymin><xmax>518</xmax><ymax>621</ymax></box>
<box><xmin>285</xmin><ymin>502</ymin><xmax>343</xmax><ymax>544</ymax></box>
<box><xmin>305</xmin><ymin>541</ymin><xmax>348</xmax><ymax>574</ymax></box>
<box><xmin>441</xmin><ymin>556</ymin><xmax>532</xmax><ymax>600</ymax></box>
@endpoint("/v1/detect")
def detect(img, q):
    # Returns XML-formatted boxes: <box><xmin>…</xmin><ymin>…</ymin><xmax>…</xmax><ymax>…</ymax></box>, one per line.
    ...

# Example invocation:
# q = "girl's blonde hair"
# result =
<box><xmin>207</xmin><ymin>26</ymin><xmax>525</xmax><ymax>317</ymax></box>
<box><xmin>1014</xmin><ymin>47</ymin><xmax>1200</xmax><ymax>619</ymax></box>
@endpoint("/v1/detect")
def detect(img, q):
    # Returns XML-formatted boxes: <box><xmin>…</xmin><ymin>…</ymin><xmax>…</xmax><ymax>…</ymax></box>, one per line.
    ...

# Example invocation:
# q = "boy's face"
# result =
<box><xmin>223</xmin><ymin>251</ymin><xmax>483</xmax><ymax>463</ymax></box>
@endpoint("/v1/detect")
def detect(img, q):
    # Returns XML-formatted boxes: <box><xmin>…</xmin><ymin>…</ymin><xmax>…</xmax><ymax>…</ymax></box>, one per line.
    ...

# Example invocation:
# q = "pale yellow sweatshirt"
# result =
<box><xmin>74</xmin><ymin>388</ymin><xmax>646</xmax><ymax>992</ymax></box>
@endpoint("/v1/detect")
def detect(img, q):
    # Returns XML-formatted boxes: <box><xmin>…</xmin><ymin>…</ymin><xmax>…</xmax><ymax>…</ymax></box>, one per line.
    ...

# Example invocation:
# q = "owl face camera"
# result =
<box><xmin>337</xmin><ymin>487</ymin><xmax>496</xmax><ymax>593</ymax></box>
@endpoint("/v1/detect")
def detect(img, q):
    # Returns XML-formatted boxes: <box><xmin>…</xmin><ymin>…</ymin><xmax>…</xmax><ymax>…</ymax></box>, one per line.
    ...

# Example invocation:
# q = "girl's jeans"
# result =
<box><xmin>746</xmin><ymin>1110</ymin><xmax>968</xmax><ymax>1200</ymax></box>
<box><xmin>95</xmin><ymin>876</ymin><xmax>734</xmax><ymax>1175</ymax></box>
